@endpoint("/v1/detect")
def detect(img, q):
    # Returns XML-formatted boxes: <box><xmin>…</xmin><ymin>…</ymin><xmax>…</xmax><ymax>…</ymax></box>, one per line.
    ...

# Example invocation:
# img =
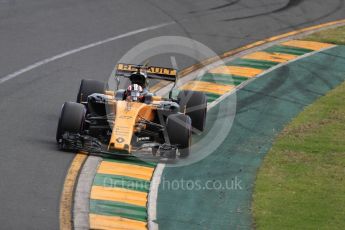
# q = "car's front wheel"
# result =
<box><xmin>178</xmin><ymin>90</ymin><xmax>207</xmax><ymax>133</ymax></box>
<box><xmin>166</xmin><ymin>113</ymin><xmax>192</xmax><ymax>158</ymax></box>
<box><xmin>56</xmin><ymin>102</ymin><xmax>86</xmax><ymax>142</ymax></box>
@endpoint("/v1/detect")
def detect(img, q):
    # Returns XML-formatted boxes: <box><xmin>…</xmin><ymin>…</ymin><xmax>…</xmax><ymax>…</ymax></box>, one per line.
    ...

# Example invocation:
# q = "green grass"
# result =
<box><xmin>253</xmin><ymin>79</ymin><xmax>345</xmax><ymax>229</ymax></box>
<box><xmin>253</xmin><ymin>26</ymin><xmax>345</xmax><ymax>229</ymax></box>
<box><xmin>304</xmin><ymin>25</ymin><xmax>345</xmax><ymax>45</ymax></box>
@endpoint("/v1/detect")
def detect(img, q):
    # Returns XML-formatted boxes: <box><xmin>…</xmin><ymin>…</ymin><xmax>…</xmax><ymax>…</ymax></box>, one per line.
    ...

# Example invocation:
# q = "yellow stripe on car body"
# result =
<box><xmin>109</xmin><ymin>101</ymin><xmax>154</xmax><ymax>152</ymax></box>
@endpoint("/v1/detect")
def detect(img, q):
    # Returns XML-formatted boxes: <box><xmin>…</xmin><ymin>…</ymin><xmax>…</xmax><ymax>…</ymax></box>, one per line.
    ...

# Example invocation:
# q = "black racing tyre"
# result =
<box><xmin>151</xmin><ymin>146</ymin><xmax>159</xmax><ymax>156</ymax></box>
<box><xmin>77</xmin><ymin>79</ymin><xmax>106</xmax><ymax>103</ymax></box>
<box><xmin>56</xmin><ymin>102</ymin><xmax>86</xmax><ymax>142</ymax></box>
<box><xmin>166</xmin><ymin>113</ymin><xmax>192</xmax><ymax>158</ymax></box>
<box><xmin>178</xmin><ymin>90</ymin><xmax>207</xmax><ymax>132</ymax></box>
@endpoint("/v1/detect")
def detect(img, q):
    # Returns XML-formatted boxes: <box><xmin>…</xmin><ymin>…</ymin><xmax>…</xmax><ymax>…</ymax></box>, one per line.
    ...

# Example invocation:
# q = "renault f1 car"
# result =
<box><xmin>56</xmin><ymin>64</ymin><xmax>207</xmax><ymax>158</ymax></box>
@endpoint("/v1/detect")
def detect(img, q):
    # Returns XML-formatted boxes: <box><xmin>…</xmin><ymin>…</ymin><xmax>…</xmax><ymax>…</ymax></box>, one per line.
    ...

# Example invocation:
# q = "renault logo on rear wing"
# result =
<box><xmin>115</xmin><ymin>63</ymin><xmax>177</xmax><ymax>82</ymax></box>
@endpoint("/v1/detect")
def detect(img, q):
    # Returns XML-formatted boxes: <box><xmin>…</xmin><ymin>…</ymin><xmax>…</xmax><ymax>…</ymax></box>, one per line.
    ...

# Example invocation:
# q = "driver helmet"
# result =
<box><xmin>129</xmin><ymin>73</ymin><xmax>147</xmax><ymax>88</ymax></box>
<box><xmin>126</xmin><ymin>84</ymin><xmax>143</xmax><ymax>102</ymax></box>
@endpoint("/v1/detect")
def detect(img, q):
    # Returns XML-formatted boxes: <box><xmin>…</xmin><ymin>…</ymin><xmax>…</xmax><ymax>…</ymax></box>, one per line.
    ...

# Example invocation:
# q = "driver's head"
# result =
<box><xmin>129</xmin><ymin>73</ymin><xmax>146</xmax><ymax>87</ymax></box>
<box><xmin>126</xmin><ymin>84</ymin><xmax>143</xmax><ymax>102</ymax></box>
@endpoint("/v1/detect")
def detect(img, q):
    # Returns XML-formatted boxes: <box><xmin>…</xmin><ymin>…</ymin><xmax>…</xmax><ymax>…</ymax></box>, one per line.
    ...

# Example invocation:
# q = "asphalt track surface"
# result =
<box><xmin>0</xmin><ymin>0</ymin><xmax>345</xmax><ymax>229</ymax></box>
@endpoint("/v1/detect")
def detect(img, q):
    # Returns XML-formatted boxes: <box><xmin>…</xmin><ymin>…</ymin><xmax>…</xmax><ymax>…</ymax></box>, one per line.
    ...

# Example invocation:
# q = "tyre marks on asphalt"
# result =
<box><xmin>87</xmin><ymin>39</ymin><xmax>334</xmax><ymax>230</ymax></box>
<box><xmin>89</xmin><ymin>158</ymin><xmax>156</xmax><ymax>230</ymax></box>
<box><xmin>178</xmin><ymin>40</ymin><xmax>334</xmax><ymax>103</ymax></box>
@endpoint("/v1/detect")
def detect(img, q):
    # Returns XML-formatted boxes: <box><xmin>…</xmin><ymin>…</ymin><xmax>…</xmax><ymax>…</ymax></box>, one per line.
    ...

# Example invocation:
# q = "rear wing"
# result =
<box><xmin>115</xmin><ymin>63</ymin><xmax>177</xmax><ymax>82</ymax></box>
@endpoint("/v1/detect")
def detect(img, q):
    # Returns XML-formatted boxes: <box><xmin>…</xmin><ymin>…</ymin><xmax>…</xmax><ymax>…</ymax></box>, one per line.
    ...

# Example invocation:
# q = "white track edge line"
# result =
<box><xmin>0</xmin><ymin>21</ymin><xmax>175</xmax><ymax>85</ymax></box>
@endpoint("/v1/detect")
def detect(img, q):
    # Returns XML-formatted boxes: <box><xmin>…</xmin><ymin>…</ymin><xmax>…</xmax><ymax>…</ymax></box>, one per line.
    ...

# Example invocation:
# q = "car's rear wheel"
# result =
<box><xmin>56</xmin><ymin>102</ymin><xmax>86</xmax><ymax>142</ymax></box>
<box><xmin>178</xmin><ymin>90</ymin><xmax>207</xmax><ymax>133</ymax></box>
<box><xmin>166</xmin><ymin>113</ymin><xmax>192</xmax><ymax>158</ymax></box>
<box><xmin>77</xmin><ymin>79</ymin><xmax>106</xmax><ymax>103</ymax></box>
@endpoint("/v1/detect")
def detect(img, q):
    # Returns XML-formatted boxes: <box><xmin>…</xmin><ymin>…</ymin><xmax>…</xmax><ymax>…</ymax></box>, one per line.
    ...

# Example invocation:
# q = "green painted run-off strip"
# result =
<box><xmin>205</xmin><ymin>92</ymin><xmax>221</xmax><ymax>103</ymax></box>
<box><xmin>265</xmin><ymin>45</ymin><xmax>313</xmax><ymax>55</ymax></box>
<box><xmin>200</xmin><ymin>73</ymin><xmax>248</xmax><ymax>86</ymax></box>
<box><xmin>229</xmin><ymin>58</ymin><xmax>279</xmax><ymax>70</ymax></box>
<box><xmin>93</xmin><ymin>173</ymin><xmax>150</xmax><ymax>192</ymax></box>
<box><xmin>90</xmin><ymin>199</ymin><xmax>148</xmax><ymax>222</ymax></box>
<box><xmin>157</xmin><ymin>45</ymin><xmax>345</xmax><ymax>230</ymax></box>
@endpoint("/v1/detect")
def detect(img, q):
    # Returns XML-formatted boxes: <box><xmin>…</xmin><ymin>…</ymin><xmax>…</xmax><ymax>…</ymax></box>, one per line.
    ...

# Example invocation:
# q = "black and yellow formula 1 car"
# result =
<box><xmin>56</xmin><ymin>64</ymin><xmax>207</xmax><ymax>158</ymax></box>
